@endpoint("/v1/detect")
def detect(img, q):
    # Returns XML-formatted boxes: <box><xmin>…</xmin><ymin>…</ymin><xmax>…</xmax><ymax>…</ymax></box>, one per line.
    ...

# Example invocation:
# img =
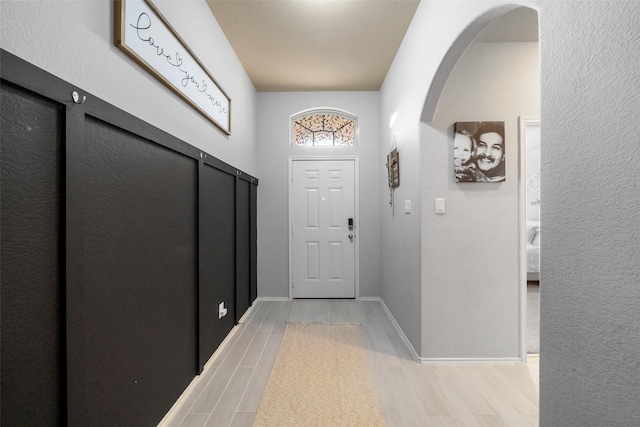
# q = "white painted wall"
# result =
<box><xmin>525</xmin><ymin>123</ymin><xmax>541</xmax><ymax>223</ymax></box>
<box><xmin>0</xmin><ymin>0</ymin><xmax>258</xmax><ymax>175</ymax></box>
<box><xmin>423</xmin><ymin>42</ymin><xmax>540</xmax><ymax>360</ymax></box>
<box><xmin>256</xmin><ymin>92</ymin><xmax>381</xmax><ymax>298</ymax></box>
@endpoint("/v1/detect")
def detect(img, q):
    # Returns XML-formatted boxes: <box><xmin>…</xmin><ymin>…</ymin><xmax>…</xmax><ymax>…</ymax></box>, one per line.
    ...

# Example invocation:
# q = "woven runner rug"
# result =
<box><xmin>253</xmin><ymin>322</ymin><xmax>386</xmax><ymax>427</ymax></box>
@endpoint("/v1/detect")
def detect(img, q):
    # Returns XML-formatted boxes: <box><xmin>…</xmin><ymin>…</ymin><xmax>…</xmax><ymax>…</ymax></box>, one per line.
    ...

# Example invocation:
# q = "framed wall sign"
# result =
<box><xmin>115</xmin><ymin>0</ymin><xmax>231</xmax><ymax>135</ymax></box>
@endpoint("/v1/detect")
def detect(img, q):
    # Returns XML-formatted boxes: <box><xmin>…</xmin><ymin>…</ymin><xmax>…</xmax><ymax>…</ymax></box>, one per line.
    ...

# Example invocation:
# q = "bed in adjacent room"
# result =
<box><xmin>527</xmin><ymin>221</ymin><xmax>540</xmax><ymax>281</ymax></box>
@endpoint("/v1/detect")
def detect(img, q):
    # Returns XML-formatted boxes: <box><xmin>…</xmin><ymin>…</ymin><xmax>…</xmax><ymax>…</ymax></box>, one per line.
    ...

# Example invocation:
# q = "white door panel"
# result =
<box><xmin>292</xmin><ymin>160</ymin><xmax>355</xmax><ymax>298</ymax></box>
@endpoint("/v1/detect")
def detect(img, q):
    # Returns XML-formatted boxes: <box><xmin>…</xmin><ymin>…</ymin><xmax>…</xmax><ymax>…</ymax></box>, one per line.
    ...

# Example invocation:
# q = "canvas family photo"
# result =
<box><xmin>454</xmin><ymin>121</ymin><xmax>505</xmax><ymax>182</ymax></box>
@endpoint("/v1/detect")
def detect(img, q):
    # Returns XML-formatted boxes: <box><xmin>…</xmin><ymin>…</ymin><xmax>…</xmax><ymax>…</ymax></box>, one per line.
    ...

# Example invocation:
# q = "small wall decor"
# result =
<box><xmin>115</xmin><ymin>0</ymin><xmax>231</xmax><ymax>135</ymax></box>
<box><xmin>386</xmin><ymin>136</ymin><xmax>400</xmax><ymax>217</ymax></box>
<box><xmin>454</xmin><ymin>121</ymin><xmax>505</xmax><ymax>182</ymax></box>
<box><xmin>387</xmin><ymin>148</ymin><xmax>400</xmax><ymax>189</ymax></box>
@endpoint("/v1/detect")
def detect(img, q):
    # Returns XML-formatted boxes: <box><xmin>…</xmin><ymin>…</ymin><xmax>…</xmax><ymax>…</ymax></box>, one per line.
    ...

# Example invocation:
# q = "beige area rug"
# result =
<box><xmin>253</xmin><ymin>322</ymin><xmax>386</xmax><ymax>427</ymax></box>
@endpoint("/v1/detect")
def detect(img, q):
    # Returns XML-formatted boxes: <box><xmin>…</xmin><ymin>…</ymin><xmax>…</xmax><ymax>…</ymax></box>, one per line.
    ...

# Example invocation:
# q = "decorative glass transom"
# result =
<box><xmin>292</xmin><ymin>110</ymin><xmax>357</xmax><ymax>146</ymax></box>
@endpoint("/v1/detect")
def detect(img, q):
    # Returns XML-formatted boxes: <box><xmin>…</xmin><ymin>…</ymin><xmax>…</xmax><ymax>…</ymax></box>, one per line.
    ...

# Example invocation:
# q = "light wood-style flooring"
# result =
<box><xmin>161</xmin><ymin>299</ymin><xmax>539</xmax><ymax>427</ymax></box>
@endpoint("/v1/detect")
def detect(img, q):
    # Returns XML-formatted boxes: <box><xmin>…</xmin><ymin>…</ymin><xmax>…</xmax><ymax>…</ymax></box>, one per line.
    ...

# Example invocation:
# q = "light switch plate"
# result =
<box><xmin>405</xmin><ymin>200</ymin><xmax>411</xmax><ymax>214</ymax></box>
<box><xmin>435</xmin><ymin>198</ymin><xmax>445</xmax><ymax>214</ymax></box>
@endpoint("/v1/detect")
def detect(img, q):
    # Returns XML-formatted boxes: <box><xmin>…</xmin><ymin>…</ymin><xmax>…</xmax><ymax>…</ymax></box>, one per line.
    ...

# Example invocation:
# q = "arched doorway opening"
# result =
<box><xmin>419</xmin><ymin>6</ymin><xmax>540</xmax><ymax>362</ymax></box>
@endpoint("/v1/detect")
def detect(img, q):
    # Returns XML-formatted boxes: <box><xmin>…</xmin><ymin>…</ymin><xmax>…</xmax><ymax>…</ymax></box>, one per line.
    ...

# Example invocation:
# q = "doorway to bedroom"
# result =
<box><xmin>521</xmin><ymin>117</ymin><xmax>540</xmax><ymax>355</ymax></box>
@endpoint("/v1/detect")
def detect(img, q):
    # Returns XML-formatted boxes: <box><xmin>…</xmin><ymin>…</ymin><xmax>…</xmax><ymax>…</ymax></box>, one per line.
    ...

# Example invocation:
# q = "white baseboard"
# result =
<box><xmin>419</xmin><ymin>357</ymin><xmax>524</xmax><ymax>365</ymax></box>
<box><xmin>255</xmin><ymin>296</ymin><xmax>290</xmax><ymax>302</ymax></box>
<box><xmin>158</xmin><ymin>302</ymin><xmax>262</xmax><ymax>426</ymax></box>
<box><xmin>158</xmin><ymin>328</ymin><xmax>239</xmax><ymax>426</ymax></box>
<box><xmin>361</xmin><ymin>297</ymin><xmax>524</xmax><ymax>365</ymax></box>
<box><xmin>360</xmin><ymin>297</ymin><xmax>423</xmax><ymax>363</ymax></box>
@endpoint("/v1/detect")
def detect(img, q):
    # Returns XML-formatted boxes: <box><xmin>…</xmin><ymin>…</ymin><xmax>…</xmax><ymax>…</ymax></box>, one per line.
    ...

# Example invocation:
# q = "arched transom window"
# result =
<box><xmin>291</xmin><ymin>109</ymin><xmax>357</xmax><ymax>146</ymax></box>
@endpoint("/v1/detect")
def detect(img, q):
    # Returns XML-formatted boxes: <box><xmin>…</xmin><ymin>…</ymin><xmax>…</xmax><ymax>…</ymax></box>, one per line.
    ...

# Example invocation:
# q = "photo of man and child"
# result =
<box><xmin>454</xmin><ymin>121</ymin><xmax>506</xmax><ymax>183</ymax></box>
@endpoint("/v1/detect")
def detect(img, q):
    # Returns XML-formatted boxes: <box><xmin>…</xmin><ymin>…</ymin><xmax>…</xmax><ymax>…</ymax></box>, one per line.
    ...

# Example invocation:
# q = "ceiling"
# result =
<box><xmin>206</xmin><ymin>1</ymin><xmax>538</xmax><ymax>92</ymax></box>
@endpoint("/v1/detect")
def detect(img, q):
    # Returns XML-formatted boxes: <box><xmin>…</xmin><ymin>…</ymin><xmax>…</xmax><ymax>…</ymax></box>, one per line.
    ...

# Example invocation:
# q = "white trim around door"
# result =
<box><xmin>519</xmin><ymin>116</ymin><xmax>540</xmax><ymax>363</ymax></box>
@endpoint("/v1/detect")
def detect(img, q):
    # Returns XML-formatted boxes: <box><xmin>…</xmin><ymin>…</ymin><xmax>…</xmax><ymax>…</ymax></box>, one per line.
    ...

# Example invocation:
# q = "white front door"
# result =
<box><xmin>291</xmin><ymin>160</ymin><xmax>355</xmax><ymax>298</ymax></box>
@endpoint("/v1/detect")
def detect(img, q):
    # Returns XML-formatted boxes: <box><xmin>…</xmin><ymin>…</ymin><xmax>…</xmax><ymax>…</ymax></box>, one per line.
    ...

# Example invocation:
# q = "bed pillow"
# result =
<box><xmin>526</xmin><ymin>221</ymin><xmax>540</xmax><ymax>245</ymax></box>
<box><xmin>531</xmin><ymin>228</ymin><xmax>541</xmax><ymax>247</ymax></box>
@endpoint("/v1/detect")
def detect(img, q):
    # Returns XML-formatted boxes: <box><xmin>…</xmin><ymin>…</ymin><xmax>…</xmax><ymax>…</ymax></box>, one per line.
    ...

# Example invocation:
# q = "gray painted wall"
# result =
<box><xmin>384</xmin><ymin>0</ymin><xmax>640</xmax><ymax>423</ymax></box>
<box><xmin>379</xmin><ymin>0</ymin><xmax>513</xmax><ymax>359</ymax></box>
<box><xmin>539</xmin><ymin>2</ymin><xmax>640</xmax><ymax>425</ymax></box>
<box><xmin>4</xmin><ymin>0</ymin><xmax>640</xmax><ymax>423</ymax></box>
<box><xmin>256</xmin><ymin>92</ymin><xmax>381</xmax><ymax>298</ymax></box>
<box><xmin>0</xmin><ymin>0</ymin><xmax>259</xmax><ymax>175</ymax></box>
<box><xmin>422</xmin><ymin>42</ymin><xmax>540</xmax><ymax>360</ymax></box>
